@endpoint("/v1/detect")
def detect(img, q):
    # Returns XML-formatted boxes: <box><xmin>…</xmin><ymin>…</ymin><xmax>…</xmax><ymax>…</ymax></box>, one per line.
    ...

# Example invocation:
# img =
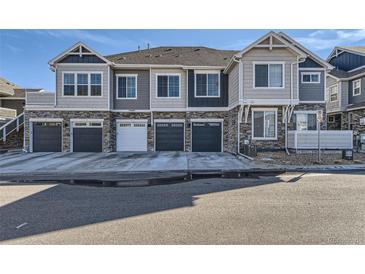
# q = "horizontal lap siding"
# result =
<box><xmin>349</xmin><ymin>77</ymin><xmax>365</xmax><ymax>105</ymax></box>
<box><xmin>242</xmin><ymin>48</ymin><xmax>298</xmax><ymax>100</ymax></box>
<box><xmin>326</xmin><ymin>76</ymin><xmax>340</xmax><ymax>112</ymax></box>
<box><xmin>299</xmin><ymin>70</ymin><xmax>325</xmax><ymax>101</ymax></box>
<box><xmin>112</xmin><ymin>69</ymin><xmax>150</xmax><ymax>110</ymax></box>
<box><xmin>228</xmin><ymin>63</ymin><xmax>240</xmax><ymax>107</ymax></box>
<box><xmin>56</xmin><ymin>64</ymin><xmax>109</xmax><ymax>109</ymax></box>
<box><xmin>150</xmin><ymin>68</ymin><xmax>186</xmax><ymax>108</ymax></box>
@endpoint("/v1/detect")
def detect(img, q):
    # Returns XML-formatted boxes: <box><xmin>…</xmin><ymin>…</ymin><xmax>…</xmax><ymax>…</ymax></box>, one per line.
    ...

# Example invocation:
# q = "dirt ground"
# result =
<box><xmin>254</xmin><ymin>150</ymin><xmax>365</xmax><ymax>165</ymax></box>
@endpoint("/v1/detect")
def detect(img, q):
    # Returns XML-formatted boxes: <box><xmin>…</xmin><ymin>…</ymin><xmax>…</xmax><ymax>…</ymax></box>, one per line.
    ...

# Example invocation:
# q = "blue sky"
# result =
<box><xmin>1</xmin><ymin>29</ymin><xmax>365</xmax><ymax>91</ymax></box>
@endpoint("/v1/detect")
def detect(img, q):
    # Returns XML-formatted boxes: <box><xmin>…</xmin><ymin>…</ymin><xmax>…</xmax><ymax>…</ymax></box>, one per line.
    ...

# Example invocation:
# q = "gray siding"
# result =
<box><xmin>299</xmin><ymin>70</ymin><xmax>325</xmax><ymax>101</ymax></box>
<box><xmin>150</xmin><ymin>68</ymin><xmax>186</xmax><ymax>109</ymax></box>
<box><xmin>326</xmin><ymin>76</ymin><xmax>340</xmax><ymax>113</ymax></box>
<box><xmin>55</xmin><ymin>64</ymin><xmax>109</xmax><ymax>109</ymax></box>
<box><xmin>112</xmin><ymin>69</ymin><xmax>150</xmax><ymax>110</ymax></box>
<box><xmin>241</xmin><ymin>48</ymin><xmax>299</xmax><ymax>101</ymax></box>
<box><xmin>299</xmin><ymin>57</ymin><xmax>322</xmax><ymax>68</ymax></box>
<box><xmin>59</xmin><ymin>55</ymin><xmax>106</xmax><ymax>63</ymax></box>
<box><xmin>330</xmin><ymin>51</ymin><xmax>365</xmax><ymax>71</ymax></box>
<box><xmin>349</xmin><ymin>77</ymin><xmax>365</xmax><ymax>105</ymax></box>
<box><xmin>341</xmin><ymin>81</ymin><xmax>349</xmax><ymax>109</ymax></box>
<box><xmin>187</xmin><ymin>70</ymin><xmax>228</xmax><ymax>107</ymax></box>
<box><xmin>228</xmin><ymin>63</ymin><xmax>240</xmax><ymax>107</ymax></box>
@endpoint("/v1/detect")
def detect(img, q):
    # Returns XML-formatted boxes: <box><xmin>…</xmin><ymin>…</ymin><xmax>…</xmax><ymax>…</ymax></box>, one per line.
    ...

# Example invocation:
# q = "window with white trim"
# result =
<box><xmin>329</xmin><ymin>84</ymin><xmax>338</xmax><ymax>102</ymax></box>
<box><xmin>252</xmin><ymin>110</ymin><xmax>277</xmax><ymax>139</ymax></box>
<box><xmin>353</xmin><ymin>79</ymin><xmax>361</xmax><ymax>96</ymax></box>
<box><xmin>117</xmin><ymin>75</ymin><xmax>137</xmax><ymax>99</ymax></box>
<box><xmin>301</xmin><ymin>72</ymin><xmax>320</xmax><ymax>83</ymax></box>
<box><xmin>63</xmin><ymin>72</ymin><xmax>102</xmax><ymax>97</ymax></box>
<box><xmin>157</xmin><ymin>75</ymin><xmax>180</xmax><ymax>98</ymax></box>
<box><xmin>254</xmin><ymin>63</ymin><xmax>284</xmax><ymax>88</ymax></box>
<box><xmin>293</xmin><ymin>112</ymin><xmax>317</xmax><ymax>131</ymax></box>
<box><xmin>195</xmin><ymin>73</ymin><xmax>220</xmax><ymax>97</ymax></box>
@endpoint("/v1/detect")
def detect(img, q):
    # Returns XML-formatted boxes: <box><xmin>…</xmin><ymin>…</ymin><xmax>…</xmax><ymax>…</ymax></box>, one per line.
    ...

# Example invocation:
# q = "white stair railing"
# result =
<box><xmin>0</xmin><ymin>112</ymin><xmax>24</xmax><ymax>142</ymax></box>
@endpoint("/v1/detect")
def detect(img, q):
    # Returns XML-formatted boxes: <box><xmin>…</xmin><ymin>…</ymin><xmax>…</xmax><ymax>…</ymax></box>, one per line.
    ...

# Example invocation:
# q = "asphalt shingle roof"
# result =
<box><xmin>329</xmin><ymin>67</ymin><xmax>365</xmax><ymax>79</ymax></box>
<box><xmin>340</xmin><ymin>46</ymin><xmax>365</xmax><ymax>55</ymax></box>
<box><xmin>105</xmin><ymin>47</ymin><xmax>239</xmax><ymax>67</ymax></box>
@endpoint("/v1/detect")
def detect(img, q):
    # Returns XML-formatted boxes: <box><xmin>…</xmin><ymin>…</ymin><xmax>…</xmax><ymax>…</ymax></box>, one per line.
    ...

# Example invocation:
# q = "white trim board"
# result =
<box><xmin>115</xmin><ymin>74</ymin><xmax>138</xmax><ymax>100</ymax></box>
<box><xmin>155</xmin><ymin>73</ymin><xmax>182</xmax><ymax>99</ymax></box>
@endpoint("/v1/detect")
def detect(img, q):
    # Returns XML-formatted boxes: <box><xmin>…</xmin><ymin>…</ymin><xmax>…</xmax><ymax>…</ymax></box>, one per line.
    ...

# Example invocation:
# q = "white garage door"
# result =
<box><xmin>117</xmin><ymin>121</ymin><xmax>147</xmax><ymax>152</ymax></box>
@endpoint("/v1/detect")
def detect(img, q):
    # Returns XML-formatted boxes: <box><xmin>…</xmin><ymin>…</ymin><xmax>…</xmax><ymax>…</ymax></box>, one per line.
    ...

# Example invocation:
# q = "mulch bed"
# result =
<box><xmin>254</xmin><ymin>150</ymin><xmax>365</xmax><ymax>165</ymax></box>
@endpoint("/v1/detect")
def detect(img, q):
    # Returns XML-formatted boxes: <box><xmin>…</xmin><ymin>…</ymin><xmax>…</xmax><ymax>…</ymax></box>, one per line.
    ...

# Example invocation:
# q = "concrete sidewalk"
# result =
<box><xmin>0</xmin><ymin>151</ymin><xmax>252</xmax><ymax>180</ymax></box>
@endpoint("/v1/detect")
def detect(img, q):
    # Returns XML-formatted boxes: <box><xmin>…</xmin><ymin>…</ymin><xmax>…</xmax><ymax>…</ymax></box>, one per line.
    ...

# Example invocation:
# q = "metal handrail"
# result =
<box><xmin>0</xmin><ymin>112</ymin><xmax>24</xmax><ymax>142</ymax></box>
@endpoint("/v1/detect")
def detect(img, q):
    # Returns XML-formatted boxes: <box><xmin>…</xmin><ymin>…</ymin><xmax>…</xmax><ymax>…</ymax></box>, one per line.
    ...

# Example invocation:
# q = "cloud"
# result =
<box><xmin>5</xmin><ymin>44</ymin><xmax>24</xmax><ymax>54</ymax></box>
<box><xmin>221</xmin><ymin>39</ymin><xmax>252</xmax><ymax>50</ymax></box>
<box><xmin>26</xmin><ymin>29</ymin><xmax>122</xmax><ymax>47</ymax></box>
<box><xmin>294</xmin><ymin>29</ymin><xmax>365</xmax><ymax>51</ymax></box>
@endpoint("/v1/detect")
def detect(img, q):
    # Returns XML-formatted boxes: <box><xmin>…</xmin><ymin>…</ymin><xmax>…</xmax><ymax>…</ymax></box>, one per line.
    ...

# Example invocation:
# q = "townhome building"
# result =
<box><xmin>326</xmin><ymin>46</ymin><xmax>365</xmax><ymax>139</ymax></box>
<box><xmin>24</xmin><ymin>31</ymin><xmax>333</xmax><ymax>153</ymax></box>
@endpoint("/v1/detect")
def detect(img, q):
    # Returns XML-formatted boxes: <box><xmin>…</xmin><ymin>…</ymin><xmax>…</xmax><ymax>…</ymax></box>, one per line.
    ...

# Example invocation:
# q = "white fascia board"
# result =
<box><xmin>240</xmin><ymin>99</ymin><xmax>300</xmax><ymax>105</ymax></box>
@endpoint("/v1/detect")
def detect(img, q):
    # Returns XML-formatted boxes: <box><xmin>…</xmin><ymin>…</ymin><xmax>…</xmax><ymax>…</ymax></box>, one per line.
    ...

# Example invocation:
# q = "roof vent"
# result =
<box><xmin>194</xmin><ymin>48</ymin><xmax>201</xmax><ymax>52</ymax></box>
<box><xmin>223</xmin><ymin>57</ymin><xmax>228</xmax><ymax>60</ymax></box>
<box><xmin>145</xmin><ymin>54</ymin><xmax>152</xmax><ymax>58</ymax></box>
<box><xmin>175</xmin><ymin>54</ymin><xmax>180</xmax><ymax>58</ymax></box>
<box><xmin>155</xmin><ymin>54</ymin><xmax>163</xmax><ymax>58</ymax></box>
<box><xmin>118</xmin><ymin>57</ymin><xmax>126</xmax><ymax>61</ymax></box>
<box><xmin>164</xmin><ymin>48</ymin><xmax>172</xmax><ymax>52</ymax></box>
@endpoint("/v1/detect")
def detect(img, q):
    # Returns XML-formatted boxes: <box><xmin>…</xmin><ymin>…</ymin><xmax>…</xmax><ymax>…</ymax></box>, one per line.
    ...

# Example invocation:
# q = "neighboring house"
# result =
<box><xmin>0</xmin><ymin>76</ymin><xmax>42</xmax><ymax>150</ymax></box>
<box><xmin>24</xmin><ymin>31</ymin><xmax>334</xmax><ymax>153</ymax></box>
<box><xmin>326</xmin><ymin>46</ymin><xmax>365</xmax><ymax>140</ymax></box>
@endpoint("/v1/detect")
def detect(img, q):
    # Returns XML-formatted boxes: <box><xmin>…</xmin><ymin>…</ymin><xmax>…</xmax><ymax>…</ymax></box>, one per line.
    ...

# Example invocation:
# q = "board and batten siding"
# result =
<box><xmin>241</xmin><ymin>48</ymin><xmax>299</xmax><ymax>100</ymax></box>
<box><xmin>112</xmin><ymin>69</ymin><xmax>150</xmax><ymax>110</ymax></box>
<box><xmin>150</xmin><ymin>68</ymin><xmax>187</xmax><ymax>109</ymax></box>
<box><xmin>298</xmin><ymin>70</ymin><xmax>325</xmax><ymax>102</ymax></box>
<box><xmin>56</xmin><ymin>64</ymin><xmax>109</xmax><ymax>109</ymax></box>
<box><xmin>228</xmin><ymin>62</ymin><xmax>240</xmax><ymax>107</ymax></box>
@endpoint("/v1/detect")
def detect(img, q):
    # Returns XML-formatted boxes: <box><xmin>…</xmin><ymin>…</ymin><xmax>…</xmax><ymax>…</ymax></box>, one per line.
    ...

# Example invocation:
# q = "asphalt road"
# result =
<box><xmin>0</xmin><ymin>172</ymin><xmax>364</xmax><ymax>244</ymax></box>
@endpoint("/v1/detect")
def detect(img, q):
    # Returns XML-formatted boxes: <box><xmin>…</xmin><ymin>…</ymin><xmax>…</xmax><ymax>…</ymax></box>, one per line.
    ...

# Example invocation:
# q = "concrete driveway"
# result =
<box><xmin>0</xmin><ymin>151</ymin><xmax>251</xmax><ymax>177</ymax></box>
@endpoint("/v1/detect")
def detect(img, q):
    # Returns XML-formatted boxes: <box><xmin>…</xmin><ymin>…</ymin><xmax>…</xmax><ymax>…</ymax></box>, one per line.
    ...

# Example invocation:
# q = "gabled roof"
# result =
<box><xmin>48</xmin><ymin>42</ymin><xmax>112</xmax><ymax>66</ymax></box>
<box><xmin>327</xmin><ymin>46</ymin><xmax>365</xmax><ymax>62</ymax></box>
<box><xmin>105</xmin><ymin>47</ymin><xmax>238</xmax><ymax>67</ymax></box>
<box><xmin>328</xmin><ymin>66</ymin><xmax>365</xmax><ymax>80</ymax></box>
<box><xmin>278</xmin><ymin>32</ymin><xmax>334</xmax><ymax>70</ymax></box>
<box><xmin>224</xmin><ymin>31</ymin><xmax>308</xmax><ymax>73</ymax></box>
<box><xmin>0</xmin><ymin>77</ymin><xmax>20</xmax><ymax>97</ymax></box>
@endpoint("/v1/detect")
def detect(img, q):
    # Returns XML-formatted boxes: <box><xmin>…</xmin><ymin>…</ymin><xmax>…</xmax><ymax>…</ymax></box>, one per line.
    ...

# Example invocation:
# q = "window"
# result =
<box><xmin>77</xmin><ymin>73</ymin><xmax>88</xmax><ymax>96</ymax></box>
<box><xmin>63</xmin><ymin>72</ymin><xmax>102</xmax><ymax>96</ymax></box>
<box><xmin>329</xmin><ymin>84</ymin><xmax>338</xmax><ymax>102</ymax></box>
<box><xmin>293</xmin><ymin>112</ymin><xmax>317</xmax><ymax>131</ymax></box>
<box><xmin>157</xmin><ymin>75</ymin><xmax>180</xmax><ymax>98</ymax></box>
<box><xmin>90</xmin><ymin>73</ymin><xmax>102</xmax><ymax>96</ymax></box>
<box><xmin>328</xmin><ymin>116</ymin><xmax>335</xmax><ymax>123</ymax></box>
<box><xmin>63</xmin><ymin>73</ymin><xmax>75</xmax><ymax>96</ymax></box>
<box><xmin>353</xmin><ymin>79</ymin><xmax>361</xmax><ymax>96</ymax></box>
<box><xmin>301</xmin><ymin>72</ymin><xmax>320</xmax><ymax>83</ymax></box>
<box><xmin>117</xmin><ymin>75</ymin><xmax>137</xmax><ymax>99</ymax></box>
<box><xmin>252</xmin><ymin>110</ymin><xmax>277</xmax><ymax>139</ymax></box>
<box><xmin>254</xmin><ymin>63</ymin><xmax>284</xmax><ymax>88</ymax></box>
<box><xmin>195</xmin><ymin>73</ymin><xmax>220</xmax><ymax>97</ymax></box>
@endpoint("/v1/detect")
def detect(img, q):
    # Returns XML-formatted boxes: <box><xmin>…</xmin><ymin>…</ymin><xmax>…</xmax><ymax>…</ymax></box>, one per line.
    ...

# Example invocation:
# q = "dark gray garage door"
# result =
<box><xmin>155</xmin><ymin>122</ymin><xmax>184</xmax><ymax>151</ymax></box>
<box><xmin>73</xmin><ymin>128</ymin><xmax>102</xmax><ymax>152</ymax></box>
<box><xmin>192</xmin><ymin>122</ymin><xmax>222</xmax><ymax>152</ymax></box>
<box><xmin>32</xmin><ymin>122</ymin><xmax>62</xmax><ymax>152</ymax></box>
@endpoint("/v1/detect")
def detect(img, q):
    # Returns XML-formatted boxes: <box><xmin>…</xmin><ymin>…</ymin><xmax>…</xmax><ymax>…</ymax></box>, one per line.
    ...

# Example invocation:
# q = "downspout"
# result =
<box><xmin>286</xmin><ymin>57</ymin><xmax>306</xmax><ymax>154</ymax></box>
<box><xmin>231</xmin><ymin>56</ymin><xmax>242</xmax><ymax>154</ymax></box>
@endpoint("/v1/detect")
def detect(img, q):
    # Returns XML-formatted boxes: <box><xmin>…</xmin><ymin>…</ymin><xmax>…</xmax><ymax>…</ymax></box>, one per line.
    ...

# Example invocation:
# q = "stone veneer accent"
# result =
<box><xmin>24</xmin><ymin>110</ymin><xmax>111</xmax><ymax>152</ymax></box>
<box><xmin>0</xmin><ymin>126</ymin><xmax>24</xmax><ymax>150</ymax></box>
<box><xmin>341</xmin><ymin>108</ymin><xmax>365</xmax><ymax>139</ymax></box>
<box><xmin>25</xmin><ymin>108</ymin><xmax>240</xmax><ymax>153</ymax></box>
<box><xmin>291</xmin><ymin>103</ymin><xmax>327</xmax><ymax>130</ymax></box>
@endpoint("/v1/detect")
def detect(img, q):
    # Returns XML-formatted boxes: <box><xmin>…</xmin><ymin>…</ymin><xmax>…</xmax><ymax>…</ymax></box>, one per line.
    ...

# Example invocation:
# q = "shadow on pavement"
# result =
<box><xmin>0</xmin><ymin>176</ymin><xmax>283</xmax><ymax>243</ymax></box>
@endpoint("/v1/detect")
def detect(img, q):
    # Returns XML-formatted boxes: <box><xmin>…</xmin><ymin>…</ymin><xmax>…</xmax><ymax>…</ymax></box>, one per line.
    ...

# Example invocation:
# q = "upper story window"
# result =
<box><xmin>301</xmin><ymin>72</ymin><xmax>320</xmax><ymax>84</ymax></box>
<box><xmin>252</xmin><ymin>109</ymin><xmax>277</xmax><ymax>140</ymax></box>
<box><xmin>157</xmin><ymin>74</ymin><xmax>180</xmax><ymax>98</ymax></box>
<box><xmin>329</xmin><ymin>84</ymin><xmax>338</xmax><ymax>102</ymax></box>
<box><xmin>195</xmin><ymin>73</ymin><xmax>220</xmax><ymax>97</ymax></box>
<box><xmin>63</xmin><ymin>72</ymin><xmax>102</xmax><ymax>97</ymax></box>
<box><xmin>353</xmin><ymin>79</ymin><xmax>361</xmax><ymax>96</ymax></box>
<box><xmin>254</xmin><ymin>63</ymin><xmax>284</xmax><ymax>88</ymax></box>
<box><xmin>117</xmin><ymin>74</ymin><xmax>137</xmax><ymax>99</ymax></box>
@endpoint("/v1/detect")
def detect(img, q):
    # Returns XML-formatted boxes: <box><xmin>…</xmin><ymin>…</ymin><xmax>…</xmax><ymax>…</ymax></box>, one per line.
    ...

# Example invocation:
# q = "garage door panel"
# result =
<box><xmin>117</xmin><ymin>122</ymin><xmax>147</xmax><ymax>152</ymax></box>
<box><xmin>32</xmin><ymin>122</ymin><xmax>62</xmax><ymax>152</ymax></box>
<box><xmin>155</xmin><ymin>123</ymin><xmax>184</xmax><ymax>151</ymax></box>
<box><xmin>73</xmin><ymin>128</ymin><xmax>102</xmax><ymax>152</ymax></box>
<box><xmin>192</xmin><ymin>122</ymin><xmax>222</xmax><ymax>152</ymax></box>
